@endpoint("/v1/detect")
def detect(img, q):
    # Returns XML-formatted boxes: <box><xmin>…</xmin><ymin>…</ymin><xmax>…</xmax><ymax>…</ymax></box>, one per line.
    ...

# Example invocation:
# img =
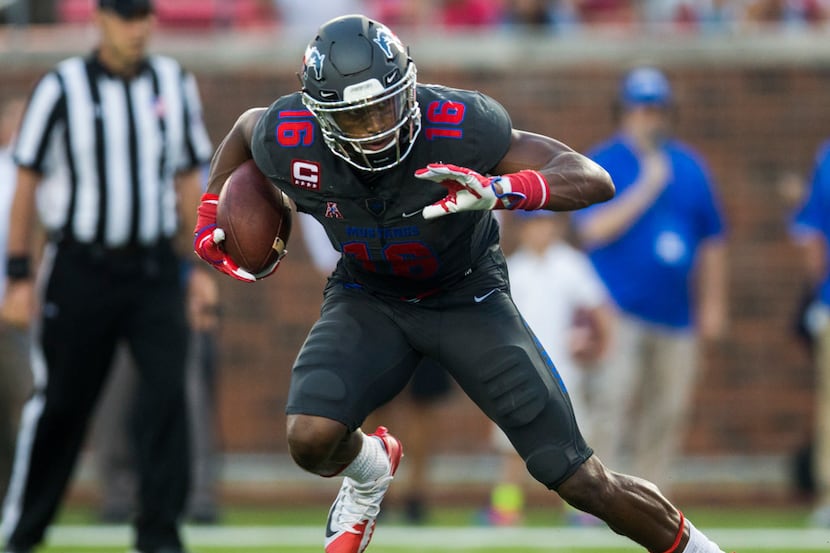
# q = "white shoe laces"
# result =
<box><xmin>333</xmin><ymin>474</ymin><xmax>394</xmax><ymax>534</ymax></box>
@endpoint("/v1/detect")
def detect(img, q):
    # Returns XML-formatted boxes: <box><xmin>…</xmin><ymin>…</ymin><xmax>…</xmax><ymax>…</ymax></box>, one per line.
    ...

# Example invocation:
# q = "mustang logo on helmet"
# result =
<box><xmin>303</xmin><ymin>45</ymin><xmax>326</xmax><ymax>81</ymax></box>
<box><xmin>373</xmin><ymin>25</ymin><xmax>404</xmax><ymax>60</ymax></box>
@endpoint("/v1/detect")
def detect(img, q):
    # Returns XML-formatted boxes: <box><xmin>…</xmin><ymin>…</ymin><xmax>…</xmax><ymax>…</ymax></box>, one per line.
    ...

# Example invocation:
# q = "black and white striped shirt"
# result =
<box><xmin>14</xmin><ymin>52</ymin><xmax>213</xmax><ymax>249</ymax></box>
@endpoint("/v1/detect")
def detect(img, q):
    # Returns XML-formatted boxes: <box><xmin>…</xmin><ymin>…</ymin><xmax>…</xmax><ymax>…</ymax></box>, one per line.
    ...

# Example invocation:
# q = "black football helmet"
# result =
<box><xmin>300</xmin><ymin>15</ymin><xmax>421</xmax><ymax>172</ymax></box>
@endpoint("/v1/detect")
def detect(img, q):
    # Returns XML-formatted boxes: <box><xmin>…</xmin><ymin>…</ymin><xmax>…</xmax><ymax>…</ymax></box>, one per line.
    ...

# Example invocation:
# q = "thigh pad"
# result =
<box><xmin>477</xmin><ymin>345</ymin><xmax>592</xmax><ymax>489</ymax></box>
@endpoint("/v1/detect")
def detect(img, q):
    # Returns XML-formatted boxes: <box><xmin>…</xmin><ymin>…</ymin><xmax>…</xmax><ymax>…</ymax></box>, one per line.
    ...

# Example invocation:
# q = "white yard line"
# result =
<box><xmin>46</xmin><ymin>525</ymin><xmax>830</xmax><ymax>549</ymax></box>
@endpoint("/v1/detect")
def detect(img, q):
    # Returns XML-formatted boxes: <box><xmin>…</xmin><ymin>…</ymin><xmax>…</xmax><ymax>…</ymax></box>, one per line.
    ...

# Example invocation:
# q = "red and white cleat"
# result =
<box><xmin>324</xmin><ymin>427</ymin><xmax>403</xmax><ymax>553</ymax></box>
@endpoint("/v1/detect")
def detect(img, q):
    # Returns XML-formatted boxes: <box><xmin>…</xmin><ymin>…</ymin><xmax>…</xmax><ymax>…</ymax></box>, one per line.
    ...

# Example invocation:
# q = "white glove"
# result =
<box><xmin>414</xmin><ymin>163</ymin><xmax>526</xmax><ymax>219</ymax></box>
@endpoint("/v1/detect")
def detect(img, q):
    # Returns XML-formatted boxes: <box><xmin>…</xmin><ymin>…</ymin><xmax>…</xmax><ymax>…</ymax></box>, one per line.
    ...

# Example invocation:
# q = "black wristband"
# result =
<box><xmin>6</xmin><ymin>255</ymin><xmax>32</xmax><ymax>280</ymax></box>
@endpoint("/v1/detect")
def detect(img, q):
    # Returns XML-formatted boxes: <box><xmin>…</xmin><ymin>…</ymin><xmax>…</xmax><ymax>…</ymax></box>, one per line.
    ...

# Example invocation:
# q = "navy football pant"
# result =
<box><xmin>287</xmin><ymin>258</ymin><xmax>592</xmax><ymax>490</ymax></box>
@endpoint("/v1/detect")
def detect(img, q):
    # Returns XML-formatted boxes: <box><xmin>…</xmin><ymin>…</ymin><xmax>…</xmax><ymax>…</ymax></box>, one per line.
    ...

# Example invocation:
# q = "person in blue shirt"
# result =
<box><xmin>791</xmin><ymin>140</ymin><xmax>830</xmax><ymax>527</ymax></box>
<box><xmin>572</xmin><ymin>66</ymin><xmax>728</xmax><ymax>496</ymax></box>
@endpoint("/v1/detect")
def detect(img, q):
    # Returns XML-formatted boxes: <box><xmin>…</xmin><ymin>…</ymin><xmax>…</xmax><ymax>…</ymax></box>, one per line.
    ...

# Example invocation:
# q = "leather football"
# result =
<box><xmin>216</xmin><ymin>159</ymin><xmax>292</xmax><ymax>275</ymax></box>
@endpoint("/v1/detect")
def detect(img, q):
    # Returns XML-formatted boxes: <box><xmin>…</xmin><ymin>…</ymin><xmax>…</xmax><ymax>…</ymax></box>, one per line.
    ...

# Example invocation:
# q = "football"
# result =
<box><xmin>216</xmin><ymin>159</ymin><xmax>292</xmax><ymax>276</ymax></box>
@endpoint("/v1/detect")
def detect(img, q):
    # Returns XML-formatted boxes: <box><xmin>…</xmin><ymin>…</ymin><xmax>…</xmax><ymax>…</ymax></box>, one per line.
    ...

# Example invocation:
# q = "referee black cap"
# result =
<box><xmin>98</xmin><ymin>0</ymin><xmax>154</xmax><ymax>18</ymax></box>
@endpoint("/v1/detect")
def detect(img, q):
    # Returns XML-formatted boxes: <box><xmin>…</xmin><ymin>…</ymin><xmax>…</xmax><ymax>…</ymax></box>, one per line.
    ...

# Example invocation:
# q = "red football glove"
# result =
<box><xmin>414</xmin><ymin>163</ymin><xmax>549</xmax><ymax>219</ymax></box>
<box><xmin>193</xmin><ymin>193</ymin><xmax>264</xmax><ymax>283</ymax></box>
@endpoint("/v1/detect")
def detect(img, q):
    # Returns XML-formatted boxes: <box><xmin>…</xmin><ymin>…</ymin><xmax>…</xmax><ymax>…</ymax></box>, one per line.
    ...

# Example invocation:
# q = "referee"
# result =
<box><xmin>0</xmin><ymin>1</ymin><xmax>213</xmax><ymax>553</ymax></box>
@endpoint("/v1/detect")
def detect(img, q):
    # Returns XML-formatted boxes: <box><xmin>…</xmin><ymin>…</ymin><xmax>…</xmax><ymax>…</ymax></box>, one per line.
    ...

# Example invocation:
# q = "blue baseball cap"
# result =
<box><xmin>99</xmin><ymin>0</ymin><xmax>153</xmax><ymax>18</ymax></box>
<box><xmin>620</xmin><ymin>67</ymin><xmax>672</xmax><ymax>107</ymax></box>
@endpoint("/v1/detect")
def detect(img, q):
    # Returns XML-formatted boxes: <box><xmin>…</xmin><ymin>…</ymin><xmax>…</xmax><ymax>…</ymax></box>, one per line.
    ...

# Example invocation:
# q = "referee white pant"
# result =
<box><xmin>590</xmin><ymin>313</ymin><xmax>699</xmax><ymax>495</ymax></box>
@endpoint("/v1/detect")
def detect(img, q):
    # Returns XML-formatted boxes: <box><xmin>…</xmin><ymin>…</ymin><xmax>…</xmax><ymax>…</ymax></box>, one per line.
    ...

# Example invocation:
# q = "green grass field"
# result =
<box><xmin>32</xmin><ymin>505</ymin><xmax>830</xmax><ymax>553</ymax></box>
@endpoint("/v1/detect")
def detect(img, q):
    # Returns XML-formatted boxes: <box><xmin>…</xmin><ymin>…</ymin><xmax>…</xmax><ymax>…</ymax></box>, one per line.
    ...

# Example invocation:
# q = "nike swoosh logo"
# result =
<box><xmin>474</xmin><ymin>288</ymin><xmax>501</xmax><ymax>303</ymax></box>
<box><xmin>325</xmin><ymin>495</ymin><xmax>341</xmax><ymax>538</ymax></box>
<box><xmin>401</xmin><ymin>209</ymin><xmax>423</xmax><ymax>218</ymax></box>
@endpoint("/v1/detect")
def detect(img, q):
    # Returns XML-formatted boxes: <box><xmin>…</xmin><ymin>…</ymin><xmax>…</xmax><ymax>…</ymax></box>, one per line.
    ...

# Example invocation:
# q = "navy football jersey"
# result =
<box><xmin>251</xmin><ymin>84</ymin><xmax>513</xmax><ymax>298</ymax></box>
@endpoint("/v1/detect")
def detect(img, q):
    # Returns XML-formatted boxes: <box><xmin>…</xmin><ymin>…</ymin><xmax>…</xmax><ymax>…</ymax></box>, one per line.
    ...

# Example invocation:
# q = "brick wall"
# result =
<box><xmin>180</xmin><ymin>63</ymin><xmax>828</xmax><ymax>458</ymax></box>
<box><xmin>3</xmin><ymin>34</ymin><xmax>825</xmax><ymax>460</ymax></box>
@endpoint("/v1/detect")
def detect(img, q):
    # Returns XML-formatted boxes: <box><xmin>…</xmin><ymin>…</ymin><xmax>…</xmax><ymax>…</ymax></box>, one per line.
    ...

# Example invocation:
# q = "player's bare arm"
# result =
<box><xmin>492</xmin><ymin>129</ymin><xmax>615</xmax><ymax>211</ymax></box>
<box><xmin>205</xmin><ymin>107</ymin><xmax>267</xmax><ymax>196</ymax></box>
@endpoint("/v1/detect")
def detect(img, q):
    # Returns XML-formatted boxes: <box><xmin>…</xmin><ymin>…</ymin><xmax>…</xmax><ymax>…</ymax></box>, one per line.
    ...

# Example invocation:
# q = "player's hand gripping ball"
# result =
<box><xmin>194</xmin><ymin>160</ymin><xmax>292</xmax><ymax>282</ymax></box>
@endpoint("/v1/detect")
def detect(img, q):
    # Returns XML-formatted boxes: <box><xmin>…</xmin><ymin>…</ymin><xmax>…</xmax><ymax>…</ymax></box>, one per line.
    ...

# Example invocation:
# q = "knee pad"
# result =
<box><xmin>525</xmin><ymin>442</ymin><xmax>592</xmax><ymax>490</ymax></box>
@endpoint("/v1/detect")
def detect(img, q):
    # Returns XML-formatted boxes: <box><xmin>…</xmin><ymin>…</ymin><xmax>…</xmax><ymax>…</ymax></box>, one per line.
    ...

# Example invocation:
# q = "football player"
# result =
<box><xmin>194</xmin><ymin>14</ymin><xmax>729</xmax><ymax>553</ymax></box>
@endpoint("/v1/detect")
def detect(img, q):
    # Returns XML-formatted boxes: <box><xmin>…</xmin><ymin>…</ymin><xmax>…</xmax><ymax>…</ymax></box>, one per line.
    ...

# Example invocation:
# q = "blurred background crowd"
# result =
<box><xmin>3</xmin><ymin>0</ymin><xmax>830</xmax><ymax>34</ymax></box>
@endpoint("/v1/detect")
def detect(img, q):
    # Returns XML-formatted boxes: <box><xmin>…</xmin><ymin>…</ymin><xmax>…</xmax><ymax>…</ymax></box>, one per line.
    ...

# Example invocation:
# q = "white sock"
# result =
<box><xmin>681</xmin><ymin>520</ymin><xmax>725</xmax><ymax>553</ymax></box>
<box><xmin>340</xmin><ymin>432</ymin><xmax>390</xmax><ymax>484</ymax></box>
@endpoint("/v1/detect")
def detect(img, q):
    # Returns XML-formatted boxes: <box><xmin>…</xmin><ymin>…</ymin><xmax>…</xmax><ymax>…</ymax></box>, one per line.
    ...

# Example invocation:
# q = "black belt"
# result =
<box><xmin>52</xmin><ymin>236</ymin><xmax>175</xmax><ymax>277</ymax></box>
